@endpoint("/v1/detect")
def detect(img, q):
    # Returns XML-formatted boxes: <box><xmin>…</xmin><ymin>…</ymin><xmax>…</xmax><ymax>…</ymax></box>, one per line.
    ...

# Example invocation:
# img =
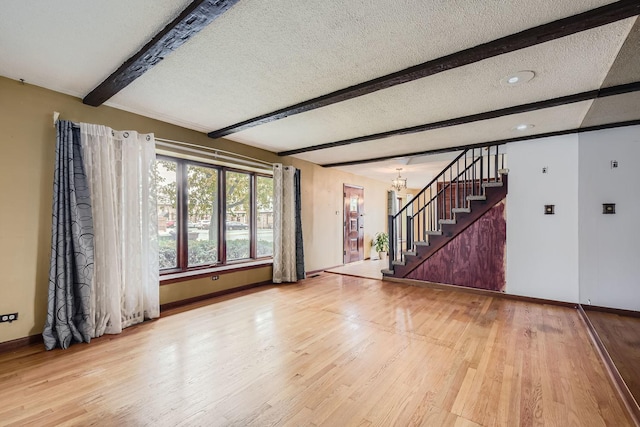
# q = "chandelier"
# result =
<box><xmin>391</xmin><ymin>168</ymin><xmax>407</xmax><ymax>192</ymax></box>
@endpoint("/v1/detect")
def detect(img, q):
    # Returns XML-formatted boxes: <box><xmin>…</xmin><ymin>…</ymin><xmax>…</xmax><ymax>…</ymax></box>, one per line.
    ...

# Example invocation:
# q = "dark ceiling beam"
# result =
<box><xmin>321</xmin><ymin>120</ymin><xmax>640</xmax><ymax>168</ymax></box>
<box><xmin>83</xmin><ymin>0</ymin><xmax>239</xmax><ymax>107</ymax></box>
<box><xmin>278</xmin><ymin>81</ymin><xmax>640</xmax><ymax>156</ymax></box>
<box><xmin>207</xmin><ymin>0</ymin><xmax>640</xmax><ymax>138</ymax></box>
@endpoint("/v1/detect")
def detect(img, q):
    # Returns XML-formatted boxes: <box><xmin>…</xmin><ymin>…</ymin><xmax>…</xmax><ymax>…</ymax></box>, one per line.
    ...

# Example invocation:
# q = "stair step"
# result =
<box><xmin>381</xmin><ymin>269</ymin><xmax>394</xmax><ymax>275</ymax></box>
<box><xmin>451</xmin><ymin>208</ymin><xmax>471</xmax><ymax>213</ymax></box>
<box><xmin>425</xmin><ymin>230</ymin><xmax>442</xmax><ymax>236</ymax></box>
<box><xmin>392</xmin><ymin>260</ymin><xmax>406</xmax><ymax>266</ymax></box>
<box><xmin>439</xmin><ymin>219</ymin><xmax>456</xmax><ymax>225</ymax></box>
<box><xmin>415</xmin><ymin>241</ymin><xmax>430</xmax><ymax>246</ymax></box>
<box><xmin>403</xmin><ymin>251</ymin><xmax>417</xmax><ymax>257</ymax></box>
<box><xmin>467</xmin><ymin>195</ymin><xmax>486</xmax><ymax>201</ymax></box>
<box><xmin>482</xmin><ymin>181</ymin><xmax>503</xmax><ymax>188</ymax></box>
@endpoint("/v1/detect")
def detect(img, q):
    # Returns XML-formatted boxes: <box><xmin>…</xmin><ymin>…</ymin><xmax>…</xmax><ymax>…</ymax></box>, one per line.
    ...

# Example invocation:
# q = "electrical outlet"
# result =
<box><xmin>542</xmin><ymin>167</ymin><xmax>548</xmax><ymax>174</ymax></box>
<box><xmin>0</xmin><ymin>313</ymin><xmax>18</xmax><ymax>323</ymax></box>
<box><xmin>211</xmin><ymin>275</ymin><xmax>219</xmax><ymax>281</ymax></box>
<box><xmin>611</xmin><ymin>160</ymin><xmax>618</xmax><ymax>168</ymax></box>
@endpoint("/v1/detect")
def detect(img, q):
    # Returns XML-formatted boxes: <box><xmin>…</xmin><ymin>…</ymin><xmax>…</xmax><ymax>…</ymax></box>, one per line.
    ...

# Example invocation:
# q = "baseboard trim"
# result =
<box><xmin>582</xmin><ymin>304</ymin><xmax>640</xmax><ymax>318</ymax></box>
<box><xmin>385</xmin><ymin>276</ymin><xmax>577</xmax><ymax>308</ymax></box>
<box><xmin>0</xmin><ymin>334</ymin><xmax>44</xmax><ymax>354</ymax></box>
<box><xmin>306</xmin><ymin>265</ymin><xmax>342</xmax><ymax>276</ymax></box>
<box><xmin>578</xmin><ymin>305</ymin><xmax>640</xmax><ymax>426</ymax></box>
<box><xmin>160</xmin><ymin>280</ymin><xmax>272</xmax><ymax>315</ymax></box>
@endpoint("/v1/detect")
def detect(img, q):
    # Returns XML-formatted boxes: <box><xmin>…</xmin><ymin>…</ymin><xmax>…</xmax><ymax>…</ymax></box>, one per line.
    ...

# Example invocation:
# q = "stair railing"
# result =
<box><xmin>388</xmin><ymin>144</ymin><xmax>505</xmax><ymax>270</ymax></box>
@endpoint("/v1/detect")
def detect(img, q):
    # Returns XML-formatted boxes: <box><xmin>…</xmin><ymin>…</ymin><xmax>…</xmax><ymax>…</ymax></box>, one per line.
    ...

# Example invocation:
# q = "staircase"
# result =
<box><xmin>383</xmin><ymin>144</ymin><xmax>507</xmax><ymax>278</ymax></box>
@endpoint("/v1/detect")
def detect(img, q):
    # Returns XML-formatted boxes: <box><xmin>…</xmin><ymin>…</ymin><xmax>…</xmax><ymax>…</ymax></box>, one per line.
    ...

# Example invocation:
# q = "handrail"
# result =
<box><xmin>410</xmin><ymin>156</ymin><xmax>482</xmax><ymax>221</ymax></box>
<box><xmin>388</xmin><ymin>144</ymin><xmax>505</xmax><ymax>271</ymax></box>
<box><xmin>393</xmin><ymin>149</ymin><xmax>467</xmax><ymax>221</ymax></box>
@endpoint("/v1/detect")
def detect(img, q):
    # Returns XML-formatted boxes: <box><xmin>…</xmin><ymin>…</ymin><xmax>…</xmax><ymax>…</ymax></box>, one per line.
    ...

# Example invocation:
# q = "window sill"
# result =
<box><xmin>160</xmin><ymin>259</ymin><xmax>273</xmax><ymax>285</ymax></box>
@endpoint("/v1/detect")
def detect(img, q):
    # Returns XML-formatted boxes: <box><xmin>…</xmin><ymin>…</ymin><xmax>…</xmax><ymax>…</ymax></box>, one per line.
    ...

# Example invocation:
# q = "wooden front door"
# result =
<box><xmin>343</xmin><ymin>185</ymin><xmax>364</xmax><ymax>264</ymax></box>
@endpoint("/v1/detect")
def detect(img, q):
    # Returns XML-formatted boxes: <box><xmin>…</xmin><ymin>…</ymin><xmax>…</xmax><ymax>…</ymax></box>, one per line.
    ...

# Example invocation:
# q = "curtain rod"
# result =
<box><xmin>155</xmin><ymin>138</ymin><xmax>274</xmax><ymax>170</ymax></box>
<box><xmin>52</xmin><ymin>112</ymin><xmax>274</xmax><ymax>170</ymax></box>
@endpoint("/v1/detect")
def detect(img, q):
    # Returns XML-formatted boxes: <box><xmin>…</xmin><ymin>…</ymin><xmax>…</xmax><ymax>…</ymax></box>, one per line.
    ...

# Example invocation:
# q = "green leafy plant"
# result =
<box><xmin>371</xmin><ymin>232</ymin><xmax>389</xmax><ymax>253</ymax></box>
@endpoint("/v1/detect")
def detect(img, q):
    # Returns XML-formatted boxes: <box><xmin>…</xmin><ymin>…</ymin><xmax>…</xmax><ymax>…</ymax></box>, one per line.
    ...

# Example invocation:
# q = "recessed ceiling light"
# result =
<box><xmin>501</xmin><ymin>71</ymin><xmax>535</xmax><ymax>87</ymax></box>
<box><xmin>514</xmin><ymin>124</ymin><xmax>534</xmax><ymax>131</ymax></box>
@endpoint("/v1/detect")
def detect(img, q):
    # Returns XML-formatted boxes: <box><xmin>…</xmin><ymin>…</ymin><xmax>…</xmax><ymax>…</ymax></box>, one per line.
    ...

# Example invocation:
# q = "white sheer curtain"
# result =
<box><xmin>272</xmin><ymin>164</ymin><xmax>297</xmax><ymax>283</ymax></box>
<box><xmin>80</xmin><ymin>124</ymin><xmax>159</xmax><ymax>337</ymax></box>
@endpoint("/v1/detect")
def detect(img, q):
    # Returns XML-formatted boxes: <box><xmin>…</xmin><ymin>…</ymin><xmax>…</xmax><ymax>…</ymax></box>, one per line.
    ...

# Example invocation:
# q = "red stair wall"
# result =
<box><xmin>406</xmin><ymin>200</ymin><xmax>506</xmax><ymax>292</ymax></box>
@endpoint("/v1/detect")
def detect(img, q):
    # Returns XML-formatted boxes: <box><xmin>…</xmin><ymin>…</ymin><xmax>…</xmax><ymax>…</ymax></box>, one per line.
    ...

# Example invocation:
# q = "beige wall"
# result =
<box><xmin>288</xmin><ymin>158</ymin><xmax>394</xmax><ymax>272</ymax></box>
<box><xmin>0</xmin><ymin>76</ymin><xmax>393</xmax><ymax>344</ymax></box>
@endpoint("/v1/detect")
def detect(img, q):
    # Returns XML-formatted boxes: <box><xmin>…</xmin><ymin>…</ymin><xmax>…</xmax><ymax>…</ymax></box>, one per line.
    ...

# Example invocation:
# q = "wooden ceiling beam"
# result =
<box><xmin>278</xmin><ymin>81</ymin><xmax>640</xmax><ymax>156</ymax></box>
<box><xmin>83</xmin><ymin>0</ymin><xmax>239</xmax><ymax>107</ymax></box>
<box><xmin>321</xmin><ymin>120</ymin><xmax>640</xmax><ymax>168</ymax></box>
<box><xmin>207</xmin><ymin>0</ymin><xmax>640</xmax><ymax>138</ymax></box>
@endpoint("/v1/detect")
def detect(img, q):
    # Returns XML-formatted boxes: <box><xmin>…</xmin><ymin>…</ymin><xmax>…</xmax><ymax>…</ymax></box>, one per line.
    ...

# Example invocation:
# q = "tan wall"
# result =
<box><xmin>287</xmin><ymin>158</ymin><xmax>395</xmax><ymax>272</ymax></box>
<box><xmin>0</xmin><ymin>76</ymin><xmax>395</xmax><ymax>344</ymax></box>
<box><xmin>160</xmin><ymin>267</ymin><xmax>272</xmax><ymax>305</ymax></box>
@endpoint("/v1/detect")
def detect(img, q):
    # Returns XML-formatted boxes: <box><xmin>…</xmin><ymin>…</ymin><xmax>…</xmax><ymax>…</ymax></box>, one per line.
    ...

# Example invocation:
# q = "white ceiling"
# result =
<box><xmin>1</xmin><ymin>0</ymin><xmax>638</xmax><ymax>189</ymax></box>
<box><xmin>295</xmin><ymin>101</ymin><xmax>594</xmax><ymax>164</ymax></box>
<box><xmin>0</xmin><ymin>0</ymin><xmax>193</xmax><ymax>98</ymax></box>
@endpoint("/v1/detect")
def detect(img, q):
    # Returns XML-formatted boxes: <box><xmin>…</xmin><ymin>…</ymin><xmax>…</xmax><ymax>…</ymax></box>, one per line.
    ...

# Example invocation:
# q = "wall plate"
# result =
<box><xmin>602</xmin><ymin>203</ymin><xmax>615</xmax><ymax>214</ymax></box>
<box><xmin>0</xmin><ymin>313</ymin><xmax>18</xmax><ymax>323</ymax></box>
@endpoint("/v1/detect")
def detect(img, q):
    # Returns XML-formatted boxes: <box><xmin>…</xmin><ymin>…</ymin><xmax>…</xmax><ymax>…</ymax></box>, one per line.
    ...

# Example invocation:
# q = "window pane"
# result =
<box><xmin>187</xmin><ymin>164</ymin><xmax>219</xmax><ymax>266</ymax></box>
<box><xmin>156</xmin><ymin>159</ymin><xmax>178</xmax><ymax>269</ymax></box>
<box><xmin>256</xmin><ymin>176</ymin><xmax>274</xmax><ymax>257</ymax></box>
<box><xmin>226</xmin><ymin>172</ymin><xmax>250</xmax><ymax>261</ymax></box>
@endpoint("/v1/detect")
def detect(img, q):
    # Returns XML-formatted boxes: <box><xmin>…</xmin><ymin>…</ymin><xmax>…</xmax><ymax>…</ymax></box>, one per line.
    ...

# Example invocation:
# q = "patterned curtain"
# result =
<box><xmin>294</xmin><ymin>169</ymin><xmax>305</xmax><ymax>280</ymax></box>
<box><xmin>43</xmin><ymin>120</ymin><xmax>159</xmax><ymax>349</ymax></box>
<box><xmin>43</xmin><ymin>121</ymin><xmax>94</xmax><ymax>350</ymax></box>
<box><xmin>273</xmin><ymin>164</ymin><xmax>302</xmax><ymax>283</ymax></box>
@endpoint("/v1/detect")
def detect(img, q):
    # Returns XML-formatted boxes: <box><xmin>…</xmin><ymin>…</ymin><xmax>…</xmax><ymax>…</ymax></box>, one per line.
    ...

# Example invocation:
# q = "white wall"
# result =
<box><xmin>506</xmin><ymin>135</ymin><xmax>580</xmax><ymax>303</ymax></box>
<box><xmin>578</xmin><ymin>125</ymin><xmax>640</xmax><ymax>311</ymax></box>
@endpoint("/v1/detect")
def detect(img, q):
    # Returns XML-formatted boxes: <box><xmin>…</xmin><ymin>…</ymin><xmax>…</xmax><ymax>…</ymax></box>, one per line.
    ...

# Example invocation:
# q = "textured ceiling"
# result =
<box><xmin>227</xmin><ymin>22</ymin><xmax>631</xmax><ymax>153</ymax></box>
<box><xmin>335</xmin><ymin>152</ymin><xmax>461</xmax><ymax>193</ymax></box>
<box><xmin>0</xmin><ymin>0</ymin><xmax>193</xmax><ymax>98</ymax></box>
<box><xmin>293</xmin><ymin>101</ymin><xmax>594</xmax><ymax>165</ymax></box>
<box><xmin>1</xmin><ymin>0</ymin><xmax>638</xmax><ymax>188</ymax></box>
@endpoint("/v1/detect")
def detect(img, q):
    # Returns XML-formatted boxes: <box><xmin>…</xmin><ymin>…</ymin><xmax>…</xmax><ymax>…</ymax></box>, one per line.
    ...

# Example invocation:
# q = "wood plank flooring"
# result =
<box><xmin>0</xmin><ymin>274</ymin><xmax>633</xmax><ymax>426</ymax></box>
<box><xmin>584</xmin><ymin>309</ymin><xmax>640</xmax><ymax>408</ymax></box>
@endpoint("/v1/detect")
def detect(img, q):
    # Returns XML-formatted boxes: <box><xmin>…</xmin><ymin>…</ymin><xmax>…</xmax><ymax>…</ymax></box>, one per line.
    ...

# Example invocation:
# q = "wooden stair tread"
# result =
<box><xmin>451</xmin><ymin>208</ymin><xmax>471</xmax><ymax>213</ymax></box>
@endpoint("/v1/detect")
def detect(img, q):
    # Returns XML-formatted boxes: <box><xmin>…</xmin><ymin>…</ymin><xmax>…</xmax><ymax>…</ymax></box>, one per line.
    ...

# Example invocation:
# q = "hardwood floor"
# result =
<box><xmin>0</xmin><ymin>274</ymin><xmax>633</xmax><ymax>426</ymax></box>
<box><xmin>584</xmin><ymin>309</ymin><xmax>640</xmax><ymax>408</ymax></box>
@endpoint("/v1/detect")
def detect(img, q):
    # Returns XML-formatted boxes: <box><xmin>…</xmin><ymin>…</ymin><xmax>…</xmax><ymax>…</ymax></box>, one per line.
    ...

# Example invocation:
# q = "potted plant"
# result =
<box><xmin>371</xmin><ymin>232</ymin><xmax>389</xmax><ymax>260</ymax></box>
